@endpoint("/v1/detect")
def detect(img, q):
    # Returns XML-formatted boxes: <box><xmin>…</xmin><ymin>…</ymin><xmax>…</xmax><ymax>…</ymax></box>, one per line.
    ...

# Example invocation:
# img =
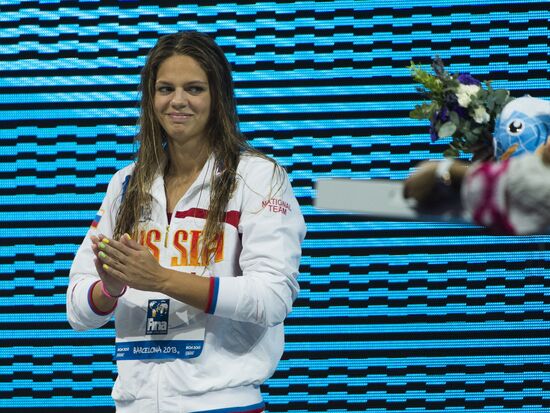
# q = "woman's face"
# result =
<box><xmin>154</xmin><ymin>54</ymin><xmax>211</xmax><ymax>146</ymax></box>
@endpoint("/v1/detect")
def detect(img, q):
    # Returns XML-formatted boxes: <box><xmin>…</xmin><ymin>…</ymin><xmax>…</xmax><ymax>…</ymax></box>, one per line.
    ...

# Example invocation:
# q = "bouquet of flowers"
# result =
<box><xmin>409</xmin><ymin>57</ymin><xmax>513</xmax><ymax>159</ymax></box>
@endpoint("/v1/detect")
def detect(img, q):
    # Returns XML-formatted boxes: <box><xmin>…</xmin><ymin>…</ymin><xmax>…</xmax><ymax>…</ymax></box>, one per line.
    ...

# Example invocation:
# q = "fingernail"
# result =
<box><xmin>125</xmin><ymin>233</ymin><xmax>131</xmax><ymax>240</ymax></box>
<box><xmin>102</xmin><ymin>238</ymin><xmax>110</xmax><ymax>244</ymax></box>
<box><xmin>103</xmin><ymin>264</ymin><xmax>109</xmax><ymax>270</ymax></box>
<box><xmin>99</xmin><ymin>251</ymin><xmax>106</xmax><ymax>258</ymax></box>
<box><xmin>99</xmin><ymin>242</ymin><xmax>106</xmax><ymax>249</ymax></box>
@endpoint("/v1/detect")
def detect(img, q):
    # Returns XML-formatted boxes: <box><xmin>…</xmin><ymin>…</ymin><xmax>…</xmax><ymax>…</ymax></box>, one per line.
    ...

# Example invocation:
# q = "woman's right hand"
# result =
<box><xmin>403</xmin><ymin>159</ymin><xmax>469</xmax><ymax>205</ymax></box>
<box><xmin>403</xmin><ymin>161</ymin><xmax>440</xmax><ymax>204</ymax></box>
<box><xmin>91</xmin><ymin>234</ymin><xmax>126</xmax><ymax>296</ymax></box>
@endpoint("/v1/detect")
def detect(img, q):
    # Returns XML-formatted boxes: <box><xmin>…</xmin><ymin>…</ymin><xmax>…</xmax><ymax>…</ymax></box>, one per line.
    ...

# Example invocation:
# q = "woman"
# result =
<box><xmin>67</xmin><ymin>32</ymin><xmax>306</xmax><ymax>412</ymax></box>
<box><xmin>404</xmin><ymin>143</ymin><xmax>550</xmax><ymax>235</ymax></box>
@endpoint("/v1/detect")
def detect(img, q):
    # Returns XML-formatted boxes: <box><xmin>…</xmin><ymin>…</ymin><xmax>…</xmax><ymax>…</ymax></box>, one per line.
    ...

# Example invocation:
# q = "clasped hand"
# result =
<box><xmin>91</xmin><ymin>233</ymin><xmax>166</xmax><ymax>294</ymax></box>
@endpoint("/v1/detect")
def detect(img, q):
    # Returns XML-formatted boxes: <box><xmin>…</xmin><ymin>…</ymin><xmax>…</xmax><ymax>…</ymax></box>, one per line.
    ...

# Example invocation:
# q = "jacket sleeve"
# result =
<box><xmin>461</xmin><ymin>153</ymin><xmax>550</xmax><ymax>235</ymax></box>
<box><xmin>210</xmin><ymin>158</ymin><xmax>306</xmax><ymax>327</ymax></box>
<box><xmin>66</xmin><ymin>170</ymin><xmax>128</xmax><ymax>331</ymax></box>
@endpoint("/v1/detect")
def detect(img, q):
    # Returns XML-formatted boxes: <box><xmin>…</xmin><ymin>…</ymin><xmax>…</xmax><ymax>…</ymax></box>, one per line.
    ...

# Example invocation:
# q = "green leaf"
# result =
<box><xmin>438</xmin><ymin>121</ymin><xmax>457</xmax><ymax>138</ymax></box>
<box><xmin>409</xmin><ymin>61</ymin><xmax>443</xmax><ymax>94</ymax></box>
<box><xmin>491</xmin><ymin>89</ymin><xmax>511</xmax><ymax>111</ymax></box>
<box><xmin>465</xmin><ymin>132</ymin><xmax>479</xmax><ymax>144</ymax></box>
<box><xmin>443</xmin><ymin>146</ymin><xmax>459</xmax><ymax>157</ymax></box>
<box><xmin>486</xmin><ymin>96</ymin><xmax>496</xmax><ymax>112</ymax></box>
<box><xmin>449</xmin><ymin>111</ymin><xmax>460</xmax><ymax>125</ymax></box>
<box><xmin>409</xmin><ymin>102</ymin><xmax>437</xmax><ymax>120</ymax></box>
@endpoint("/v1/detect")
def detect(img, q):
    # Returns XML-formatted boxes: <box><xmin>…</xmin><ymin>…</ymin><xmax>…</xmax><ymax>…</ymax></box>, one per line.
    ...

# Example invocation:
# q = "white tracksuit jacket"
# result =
<box><xmin>67</xmin><ymin>154</ymin><xmax>306</xmax><ymax>412</ymax></box>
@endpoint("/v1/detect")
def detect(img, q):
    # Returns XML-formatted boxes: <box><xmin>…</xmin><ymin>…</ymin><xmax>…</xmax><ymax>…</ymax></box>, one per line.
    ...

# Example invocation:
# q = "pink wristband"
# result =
<box><xmin>100</xmin><ymin>281</ymin><xmax>127</xmax><ymax>299</ymax></box>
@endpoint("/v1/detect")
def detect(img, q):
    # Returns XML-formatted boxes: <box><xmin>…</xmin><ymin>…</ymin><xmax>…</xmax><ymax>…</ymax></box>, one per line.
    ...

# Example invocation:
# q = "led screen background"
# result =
<box><xmin>1</xmin><ymin>1</ymin><xmax>549</xmax><ymax>412</ymax></box>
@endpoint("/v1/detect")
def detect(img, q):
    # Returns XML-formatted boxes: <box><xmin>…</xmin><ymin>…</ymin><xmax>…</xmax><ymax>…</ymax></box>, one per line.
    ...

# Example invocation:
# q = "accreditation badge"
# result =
<box><xmin>114</xmin><ymin>268</ymin><xmax>210</xmax><ymax>361</ymax></box>
<box><xmin>146</xmin><ymin>299</ymin><xmax>169</xmax><ymax>335</ymax></box>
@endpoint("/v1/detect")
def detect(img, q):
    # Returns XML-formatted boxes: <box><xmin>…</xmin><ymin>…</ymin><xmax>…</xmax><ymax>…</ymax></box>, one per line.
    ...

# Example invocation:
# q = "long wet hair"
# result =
<box><xmin>114</xmin><ymin>31</ymin><xmax>268</xmax><ymax>255</ymax></box>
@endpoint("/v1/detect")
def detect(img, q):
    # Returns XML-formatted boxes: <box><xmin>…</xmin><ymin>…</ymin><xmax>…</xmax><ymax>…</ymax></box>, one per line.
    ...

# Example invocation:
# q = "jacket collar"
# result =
<box><xmin>150</xmin><ymin>153</ymin><xmax>215</xmax><ymax>208</ymax></box>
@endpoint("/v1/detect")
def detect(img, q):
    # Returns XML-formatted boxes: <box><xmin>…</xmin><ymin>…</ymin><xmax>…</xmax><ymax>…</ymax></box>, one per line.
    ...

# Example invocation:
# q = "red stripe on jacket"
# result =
<box><xmin>174</xmin><ymin>208</ymin><xmax>240</xmax><ymax>229</ymax></box>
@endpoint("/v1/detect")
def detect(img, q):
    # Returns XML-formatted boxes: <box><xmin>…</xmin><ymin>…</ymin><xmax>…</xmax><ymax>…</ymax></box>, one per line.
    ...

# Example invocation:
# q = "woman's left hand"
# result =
<box><xmin>96</xmin><ymin>234</ymin><xmax>169</xmax><ymax>293</ymax></box>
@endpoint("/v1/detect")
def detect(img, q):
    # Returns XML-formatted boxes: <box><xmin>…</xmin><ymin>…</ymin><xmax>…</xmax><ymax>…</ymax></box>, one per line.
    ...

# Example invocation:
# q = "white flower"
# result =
<box><xmin>456</xmin><ymin>84</ymin><xmax>480</xmax><ymax>108</ymax></box>
<box><xmin>473</xmin><ymin>106</ymin><xmax>490</xmax><ymax>124</ymax></box>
